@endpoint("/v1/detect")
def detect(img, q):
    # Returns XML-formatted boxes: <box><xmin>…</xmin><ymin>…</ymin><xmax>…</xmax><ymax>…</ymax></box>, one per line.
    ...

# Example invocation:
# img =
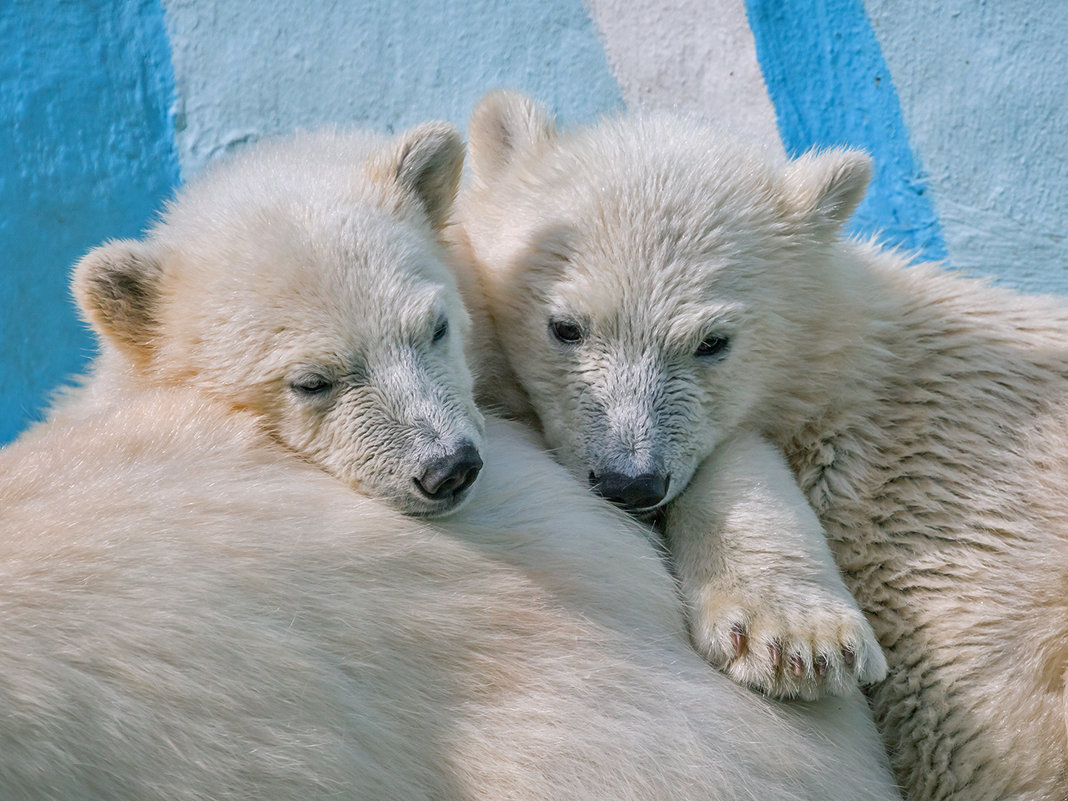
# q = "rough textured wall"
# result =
<box><xmin>867</xmin><ymin>0</ymin><xmax>1068</xmax><ymax>292</ymax></box>
<box><xmin>0</xmin><ymin>0</ymin><xmax>179</xmax><ymax>442</ymax></box>
<box><xmin>163</xmin><ymin>0</ymin><xmax>622</xmax><ymax>178</ymax></box>
<box><xmin>746</xmin><ymin>0</ymin><xmax>948</xmax><ymax>261</ymax></box>
<box><xmin>1</xmin><ymin>0</ymin><xmax>1064</xmax><ymax>442</ymax></box>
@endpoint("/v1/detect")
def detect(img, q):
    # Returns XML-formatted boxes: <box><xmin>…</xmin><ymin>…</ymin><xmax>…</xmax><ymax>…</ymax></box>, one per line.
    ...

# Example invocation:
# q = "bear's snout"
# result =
<box><xmin>413</xmin><ymin>440</ymin><xmax>483</xmax><ymax>503</ymax></box>
<box><xmin>589</xmin><ymin>470</ymin><xmax>670</xmax><ymax>512</ymax></box>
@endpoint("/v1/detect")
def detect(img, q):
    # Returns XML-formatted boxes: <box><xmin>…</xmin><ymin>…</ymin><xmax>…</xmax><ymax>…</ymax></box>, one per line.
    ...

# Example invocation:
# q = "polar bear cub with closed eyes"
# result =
<box><xmin>70</xmin><ymin>123</ymin><xmax>484</xmax><ymax>518</ymax></box>
<box><xmin>456</xmin><ymin>90</ymin><xmax>1068</xmax><ymax>801</ymax></box>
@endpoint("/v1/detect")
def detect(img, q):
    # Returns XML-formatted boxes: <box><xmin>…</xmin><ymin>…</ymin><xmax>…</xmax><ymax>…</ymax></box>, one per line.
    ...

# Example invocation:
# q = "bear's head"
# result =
<box><xmin>74</xmin><ymin>123</ymin><xmax>485</xmax><ymax>517</ymax></box>
<box><xmin>459</xmin><ymin>90</ymin><xmax>870</xmax><ymax>512</ymax></box>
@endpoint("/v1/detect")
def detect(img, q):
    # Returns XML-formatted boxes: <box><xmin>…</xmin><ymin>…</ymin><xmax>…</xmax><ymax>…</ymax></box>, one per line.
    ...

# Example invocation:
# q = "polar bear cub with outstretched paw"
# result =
<box><xmin>70</xmin><ymin>123</ymin><xmax>484</xmax><ymax>517</ymax></box>
<box><xmin>455</xmin><ymin>91</ymin><xmax>886</xmax><ymax>701</ymax></box>
<box><xmin>456</xmin><ymin>90</ymin><xmax>1068</xmax><ymax>801</ymax></box>
<box><xmin>0</xmin><ymin>123</ymin><xmax>901</xmax><ymax>800</ymax></box>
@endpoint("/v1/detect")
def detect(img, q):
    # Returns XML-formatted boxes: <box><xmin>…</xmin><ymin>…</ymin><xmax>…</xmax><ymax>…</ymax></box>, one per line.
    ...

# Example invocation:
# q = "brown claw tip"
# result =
<box><xmin>842</xmin><ymin>647</ymin><xmax>856</xmax><ymax>668</ymax></box>
<box><xmin>729</xmin><ymin>623</ymin><xmax>748</xmax><ymax>657</ymax></box>
<box><xmin>815</xmin><ymin>654</ymin><xmax>829</xmax><ymax>676</ymax></box>
<box><xmin>789</xmin><ymin>654</ymin><xmax>805</xmax><ymax>676</ymax></box>
<box><xmin>768</xmin><ymin>641</ymin><xmax>782</xmax><ymax>669</ymax></box>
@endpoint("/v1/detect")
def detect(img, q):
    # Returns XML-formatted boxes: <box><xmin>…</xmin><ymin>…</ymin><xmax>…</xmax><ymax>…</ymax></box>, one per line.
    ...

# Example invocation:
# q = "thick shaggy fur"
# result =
<box><xmin>0</xmin><ymin>123</ymin><xmax>900</xmax><ymax>798</ymax></box>
<box><xmin>0</xmin><ymin>389</ymin><xmax>899</xmax><ymax>799</ymax></box>
<box><xmin>456</xmin><ymin>90</ymin><xmax>1068</xmax><ymax>800</ymax></box>
<box><xmin>454</xmin><ymin>92</ymin><xmax>887</xmax><ymax>701</ymax></box>
<box><xmin>71</xmin><ymin>124</ymin><xmax>484</xmax><ymax>518</ymax></box>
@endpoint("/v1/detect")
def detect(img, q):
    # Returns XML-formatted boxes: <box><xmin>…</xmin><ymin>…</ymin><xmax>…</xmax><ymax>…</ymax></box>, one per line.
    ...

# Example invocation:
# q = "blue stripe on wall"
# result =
<box><xmin>0</xmin><ymin>0</ymin><xmax>180</xmax><ymax>443</ymax></box>
<box><xmin>745</xmin><ymin>0</ymin><xmax>947</xmax><ymax>261</ymax></box>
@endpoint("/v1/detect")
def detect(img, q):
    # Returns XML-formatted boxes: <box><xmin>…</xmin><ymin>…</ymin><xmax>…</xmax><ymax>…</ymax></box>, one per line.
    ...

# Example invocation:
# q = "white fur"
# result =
<box><xmin>0</xmin><ymin>123</ymin><xmax>900</xmax><ymax>798</ymax></box>
<box><xmin>458</xmin><ymin>90</ymin><xmax>1068</xmax><ymax>799</ymax></box>
<box><xmin>0</xmin><ymin>388</ymin><xmax>899</xmax><ymax>799</ymax></box>
<box><xmin>70</xmin><ymin>125</ymin><xmax>483</xmax><ymax>517</ymax></box>
<box><xmin>455</xmin><ymin>91</ymin><xmax>886</xmax><ymax>700</ymax></box>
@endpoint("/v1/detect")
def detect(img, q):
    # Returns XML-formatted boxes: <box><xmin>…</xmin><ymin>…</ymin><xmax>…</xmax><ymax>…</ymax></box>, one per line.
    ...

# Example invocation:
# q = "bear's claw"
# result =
<box><xmin>730</xmin><ymin>623</ymin><xmax>748</xmax><ymax>656</ymax></box>
<box><xmin>688</xmin><ymin>584</ymin><xmax>888</xmax><ymax>701</ymax></box>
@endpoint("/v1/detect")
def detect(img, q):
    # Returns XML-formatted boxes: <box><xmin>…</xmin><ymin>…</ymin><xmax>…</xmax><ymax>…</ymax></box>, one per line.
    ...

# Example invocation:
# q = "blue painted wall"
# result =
<box><xmin>867</xmin><ymin>0</ymin><xmax>1068</xmax><ymax>294</ymax></box>
<box><xmin>0</xmin><ymin>0</ymin><xmax>179</xmax><ymax>442</ymax></box>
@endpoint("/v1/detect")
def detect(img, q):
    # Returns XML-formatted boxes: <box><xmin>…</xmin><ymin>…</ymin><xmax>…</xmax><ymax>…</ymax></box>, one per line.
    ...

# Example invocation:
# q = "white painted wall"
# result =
<box><xmin>586</xmin><ymin>0</ymin><xmax>783</xmax><ymax>153</ymax></box>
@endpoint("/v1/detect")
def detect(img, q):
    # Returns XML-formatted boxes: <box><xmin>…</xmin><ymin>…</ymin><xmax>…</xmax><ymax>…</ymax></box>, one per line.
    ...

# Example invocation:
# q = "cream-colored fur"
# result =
<box><xmin>457</xmin><ymin>90</ymin><xmax>1068</xmax><ymax>800</ymax></box>
<box><xmin>69</xmin><ymin>124</ymin><xmax>484</xmax><ymax>518</ymax></box>
<box><xmin>0</xmin><ymin>123</ymin><xmax>901</xmax><ymax>798</ymax></box>
<box><xmin>0</xmin><ymin>387</ymin><xmax>900</xmax><ymax>799</ymax></box>
<box><xmin>454</xmin><ymin>91</ymin><xmax>886</xmax><ymax>700</ymax></box>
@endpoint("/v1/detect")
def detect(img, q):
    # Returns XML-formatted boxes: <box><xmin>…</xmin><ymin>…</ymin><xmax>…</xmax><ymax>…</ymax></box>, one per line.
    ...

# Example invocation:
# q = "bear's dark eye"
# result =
<box><xmin>695</xmin><ymin>334</ymin><xmax>730</xmax><ymax>359</ymax></box>
<box><xmin>432</xmin><ymin>317</ymin><xmax>449</xmax><ymax>344</ymax></box>
<box><xmin>549</xmin><ymin>318</ymin><xmax>585</xmax><ymax>345</ymax></box>
<box><xmin>289</xmin><ymin>374</ymin><xmax>333</xmax><ymax>396</ymax></box>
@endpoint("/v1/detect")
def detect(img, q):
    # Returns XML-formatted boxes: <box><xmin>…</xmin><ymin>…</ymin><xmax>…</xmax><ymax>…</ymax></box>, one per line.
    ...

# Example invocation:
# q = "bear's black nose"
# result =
<box><xmin>414</xmin><ymin>441</ymin><xmax>483</xmax><ymax>501</ymax></box>
<box><xmin>589</xmin><ymin>471</ymin><xmax>669</xmax><ymax>511</ymax></box>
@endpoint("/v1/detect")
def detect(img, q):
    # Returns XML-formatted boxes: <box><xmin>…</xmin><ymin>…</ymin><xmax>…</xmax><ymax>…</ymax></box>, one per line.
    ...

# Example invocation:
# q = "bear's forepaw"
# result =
<box><xmin>687</xmin><ymin>582</ymin><xmax>887</xmax><ymax>701</ymax></box>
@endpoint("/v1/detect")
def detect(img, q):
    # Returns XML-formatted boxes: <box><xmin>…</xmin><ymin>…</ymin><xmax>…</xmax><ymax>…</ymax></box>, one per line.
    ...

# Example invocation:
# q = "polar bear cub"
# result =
<box><xmin>456</xmin><ymin>90</ymin><xmax>1068</xmax><ymax>801</ymax></box>
<box><xmin>69</xmin><ymin>124</ymin><xmax>484</xmax><ymax>517</ymax></box>
<box><xmin>454</xmin><ymin>91</ymin><xmax>886</xmax><ymax>701</ymax></box>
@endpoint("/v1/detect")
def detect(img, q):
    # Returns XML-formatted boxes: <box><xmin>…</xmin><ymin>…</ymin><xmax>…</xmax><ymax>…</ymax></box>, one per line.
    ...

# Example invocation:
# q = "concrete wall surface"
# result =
<box><xmin>1</xmin><ymin>0</ymin><xmax>1064</xmax><ymax>442</ymax></box>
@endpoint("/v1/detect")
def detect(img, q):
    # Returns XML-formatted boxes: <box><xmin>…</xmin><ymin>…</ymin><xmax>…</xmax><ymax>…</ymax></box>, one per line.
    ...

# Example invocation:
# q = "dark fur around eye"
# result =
<box><xmin>695</xmin><ymin>334</ymin><xmax>730</xmax><ymax>358</ymax></box>
<box><xmin>549</xmin><ymin>318</ymin><xmax>584</xmax><ymax>345</ymax></box>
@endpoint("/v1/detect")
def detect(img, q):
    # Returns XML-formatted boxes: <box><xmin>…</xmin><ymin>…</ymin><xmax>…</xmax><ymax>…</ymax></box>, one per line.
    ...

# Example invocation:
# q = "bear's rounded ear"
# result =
<box><xmin>781</xmin><ymin>147</ymin><xmax>872</xmax><ymax>232</ymax></box>
<box><xmin>390</xmin><ymin>121</ymin><xmax>466</xmax><ymax>230</ymax></box>
<box><xmin>72</xmin><ymin>239</ymin><xmax>164</xmax><ymax>362</ymax></box>
<box><xmin>467</xmin><ymin>89</ymin><xmax>556</xmax><ymax>184</ymax></box>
